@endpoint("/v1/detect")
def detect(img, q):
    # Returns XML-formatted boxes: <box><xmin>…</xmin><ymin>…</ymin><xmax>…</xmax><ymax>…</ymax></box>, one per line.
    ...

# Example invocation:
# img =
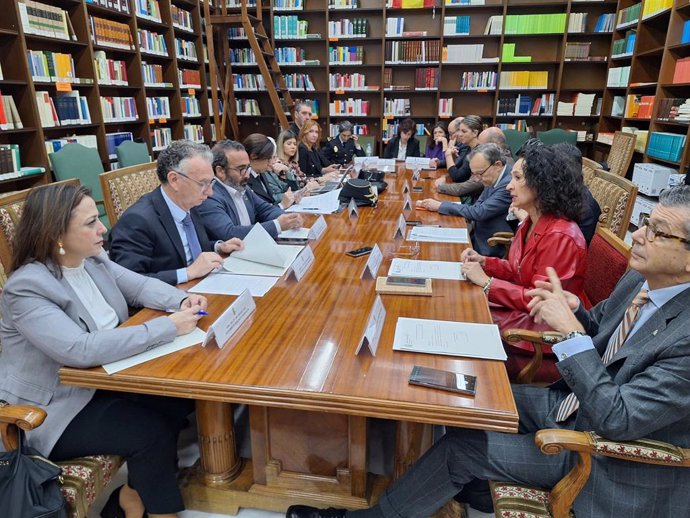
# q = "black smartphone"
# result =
<box><xmin>412</xmin><ymin>186</ymin><xmax>424</xmax><ymax>192</ymax></box>
<box><xmin>405</xmin><ymin>220</ymin><xmax>422</xmax><ymax>226</ymax></box>
<box><xmin>386</xmin><ymin>276</ymin><xmax>427</xmax><ymax>287</ymax></box>
<box><xmin>346</xmin><ymin>246</ymin><xmax>373</xmax><ymax>257</ymax></box>
<box><xmin>409</xmin><ymin>366</ymin><xmax>477</xmax><ymax>396</ymax></box>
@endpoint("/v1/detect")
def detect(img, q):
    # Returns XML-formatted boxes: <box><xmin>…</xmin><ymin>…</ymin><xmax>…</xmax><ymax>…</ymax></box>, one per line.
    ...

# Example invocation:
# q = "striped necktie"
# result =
<box><xmin>181</xmin><ymin>213</ymin><xmax>202</xmax><ymax>264</ymax></box>
<box><xmin>556</xmin><ymin>288</ymin><xmax>649</xmax><ymax>422</ymax></box>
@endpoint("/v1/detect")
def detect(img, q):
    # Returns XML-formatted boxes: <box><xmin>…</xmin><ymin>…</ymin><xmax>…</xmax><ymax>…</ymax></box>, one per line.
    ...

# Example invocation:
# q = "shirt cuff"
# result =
<box><xmin>176</xmin><ymin>268</ymin><xmax>188</xmax><ymax>284</ymax></box>
<box><xmin>552</xmin><ymin>335</ymin><xmax>595</xmax><ymax>362</ymax></box>
<box><xmin>213</xmin><ymin>240</ymin><xmax>223</xmax><ymax>254</ymax></box>
<box><xmin>273</xmin><ymin>220</ymin><xmax>282</xmax><ymax>233</ymax></box>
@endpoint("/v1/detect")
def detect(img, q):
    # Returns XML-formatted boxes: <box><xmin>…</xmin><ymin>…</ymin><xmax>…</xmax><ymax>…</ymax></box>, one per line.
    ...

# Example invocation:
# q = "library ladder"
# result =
<box><xmin>205</xmin><ymin>0</ymin><xmax>294</xmax><ymax>139</ymax></box>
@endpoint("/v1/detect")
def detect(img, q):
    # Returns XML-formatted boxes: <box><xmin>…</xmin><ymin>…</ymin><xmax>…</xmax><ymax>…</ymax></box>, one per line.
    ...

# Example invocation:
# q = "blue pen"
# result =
<box><xmin>196</xmin><ymin>310</ymin><xmax>209</xmax><ymax>316</ymax></box>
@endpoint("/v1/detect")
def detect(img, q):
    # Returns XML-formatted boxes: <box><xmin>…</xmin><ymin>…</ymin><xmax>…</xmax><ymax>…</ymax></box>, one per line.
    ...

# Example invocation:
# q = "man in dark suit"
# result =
<box><xmin>288</xmin><ymin>185</ymin><xmax>690</xmax><ymax>518</ymax></box>
<box><xmin>288</xmin><ymin>100</ymin><xmax>313</xmax><ymax>137</ymax></box>
<box><xmin>322</xmin><ymin>121</ymin><xmax>366</xmax><ymax>165</ymax></box>
<box><xmin>109</xmin><ymin>140</ymin><xmax>243</xmax><ymax>285</ymax></box>
<box><xmin>197</xmin><ymin>140</ymin><xmax>303</xmax><ymax>240</ymax></box>
<box><xmin>417</xmin><ymin>143</ymin><xmax>513</xmax><ymax>257</ymax></box>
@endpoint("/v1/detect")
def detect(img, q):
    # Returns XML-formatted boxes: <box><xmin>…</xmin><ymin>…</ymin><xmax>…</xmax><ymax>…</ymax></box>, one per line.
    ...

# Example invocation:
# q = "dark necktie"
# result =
<box><xmin>181</xmin><ymin>213</ymin><xmax>202</xmax><ymax>264</ymax></box>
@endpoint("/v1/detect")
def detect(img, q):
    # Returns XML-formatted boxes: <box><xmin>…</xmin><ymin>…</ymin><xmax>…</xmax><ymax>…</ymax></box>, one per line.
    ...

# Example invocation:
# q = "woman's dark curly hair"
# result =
<box><xmin>520</xmin><ymin>139</ymin><xmax>584</xmax><ymax>222</ymax></box>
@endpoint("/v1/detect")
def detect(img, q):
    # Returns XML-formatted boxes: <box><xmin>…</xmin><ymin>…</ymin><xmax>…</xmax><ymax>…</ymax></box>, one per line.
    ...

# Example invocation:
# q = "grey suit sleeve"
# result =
<box><xmin>110</xmin><ymin>211</ymin><xmax>178</xmax><ymax>285</ymax></box>
<box><xmin>249</xmin><ymin>191</ymin><xmax>283</xmax><ymax>238</ymax></box>
<box><xmin>438</xmin><ymin>179</ymin><xmax>483</xmax><ymax>197</ymax></box>
<box><xmin>197</xmin><ymin>196</ymin><xmax>253</xmax><ymax>240</ymax></box>
<box><xmin>102</xmin><ymin>251</ymin><xmax>187</xmax><ymax>310</ymax></box>
<box><xmin>438</xmin><ymin>187</ymin><xmax>511</xmax><ymax>222</ymax></box>
<box><xmin>3</xmin><ymin>277</ymin><xmax>178</xmax><ymax>369</ymax></box>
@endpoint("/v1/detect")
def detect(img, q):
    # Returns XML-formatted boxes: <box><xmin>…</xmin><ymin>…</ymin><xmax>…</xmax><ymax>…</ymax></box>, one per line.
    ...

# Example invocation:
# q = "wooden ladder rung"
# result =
<box><xmin>210</xmin><ymin>14</ymin><xmax>258</xmax><ymax>25</ymax></box>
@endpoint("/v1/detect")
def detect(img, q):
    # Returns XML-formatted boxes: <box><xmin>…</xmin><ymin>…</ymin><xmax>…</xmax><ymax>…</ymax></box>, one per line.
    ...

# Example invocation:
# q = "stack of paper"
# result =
<box><xmin>223</xmin><ymin>224</ymin><xmax>303</xmax><ymax>276</ymax></box>
<box><xmin>407</xmin><ymin>226</ymin><xmax>469</xmax><ymax>243</ymax></box>
<box><xmin>285</xmin><ymin>188</ymin><xmax>342</xmax><ymax>214</ymax></box>
<box><xmin>189</xmin><ymin>273</ymin><xmax>278</xmax><ymax>297</ymax></box>
<box><xmin>388</xmin><ymin>258</ymin><xmax>464</xmax><ymax>280</ymax></box>
<box><xmin>574</xmin><ymin>93</ymin><xmax>596</xmax><ymax>116</ymax></box>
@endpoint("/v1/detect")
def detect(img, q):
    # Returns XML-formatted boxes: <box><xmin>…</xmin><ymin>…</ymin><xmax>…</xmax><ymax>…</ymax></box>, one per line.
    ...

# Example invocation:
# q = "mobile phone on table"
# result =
<box><xmin>386</xmin><ymin>276</ymin><xmax>427</xmax><ymax>287</ymax></box>
<box><xmin>346</xmin><ymin>246</ymin><xmax>373</xmax><ymax>257</ymax></box>
<box><xmin>412</xmin><ymin>186</ymin><xmax>424</xmax><ymax>192</ymax></box>
<box><xmin>406</xmin><ymin>220</ymin><xmax>422</xmax><ymax>226</ymax></box>
<box><xmin>409</xmin><ymin>366</ymin><xmax>477</xmax><ymax>396</ymax></box>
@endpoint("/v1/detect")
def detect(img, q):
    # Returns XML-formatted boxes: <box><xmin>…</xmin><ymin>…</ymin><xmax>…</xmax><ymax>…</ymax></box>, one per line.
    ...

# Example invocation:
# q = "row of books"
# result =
<box><xmin>233</xmin><ymin>73</ymin><xmax>266</xmax><ymax>90</ymax></box>
<box><xmin>504</xmin><ymin>13</ymin><xmax>566</xmax><ymax>35</ymax></box>
<box><xmin>179</xmin><ymin>69</ymin><xmax>202</xmax><ymax>88</ymax></box>
<box><xmin>415</xmin><ymin>68</ymin><xmax>439</xmax><ymax>89</ymax></box>
<box><xmin>146</xmin><ymin>96</ymin><xmax>171</xmax><ymax>120</ymax></box>
<box><xmin>236</xmin><ymin>99</ymin><xmax>261</xmax><ymax>115</ymax></box>
<box><xmin>673</xmin><ymin>57</ymin><xmax>690</xmax><ymax>85</ymax></box>
<box><xmin>499</xmin><ymin>71</ymin><xmax>549</xmax><ymax>90</ymax></box>
<box><xmin>329</xmin><ymin>98</ymin><xmax>370</xmax><ymax>116</ymax></box>
<box><xmin>27</xmin><ymin>50</ymin><xmax>86</xmax><ymax>84</ymax></box>
<box><xmin>229</xmin><ymin>48</ymin><xmax>257</xmax><ymax>65</ymax></box>
<box><xmin>175</xmin><ymin>39</ymin><xmax>198</xmax><ymax>62</ymax></box>
<box><xmin>85</xmin><ymin>0</ymin><xmax>130</xmax><ymax>14</ymax></box>
<box><xmin>330</xmin><ymin>73</ymin><xmax>371</xmax><ymax>90</ymax></box>
<box><xmin>438</xmin><ymin>98</ymin><xmax>453</xmax><ymax>117</ymax></box>
<box><xmin>328</xmin><ymin>19</ymin><xmax>369</xmax><ymax>38</ymax></box>
<box><xmin>181</xmin><ymin>96</ymin><xmax>202</xmax><ymax>117</ymax></box>
<box><xmin>612</xmin><ymin>30</ymin><xmax>636</xmax><ymax>57</ymax></box>
<box><xmin>328</xmin><ymin>123</ymin><xmax>368</xmax><ymax>138</ymax></box>
<box><xmin>460</xmin><ymin>71</ymin><xmax>497</xmax><ymax>90</ymax></box>
<box><xmin>171</xmin><ymin>5</ymin><xmax>193</xmax><ymax>32</ymax></box>
<box><xmin>648</xmin><ymin>132</ymin><xmax>685</xmax><ymax>163</ymax></box>
<box><xmin>383</xmin><ymin>98</ymin><xmax>411</xmax><ymax>117</ymax></box>
<box><xmin>101</xmin><ymin>96</ymin><xmax>139</xmax><ymax>122</ymax></box>
<box><xmin>497</xmin><ymin>94</ymin><xmax>554</xmax><ymax>117</ymax></box>
<box><xmin>142</xmin><ymin>62</ymin><xmax>170</xmax><ymax>87</ymax></box>
<box><xmin>274</xmin><ymin>0</ymin><xmax>305</xmax><ymax>9</ymax></box>
<box><xmin>138</xmin><ymin>29</ymin><xmax>168</xmax><ymax>55</ymax></box>
<box><xmin>152</xmin><ymin>127</ymin><xmax>172</xmax><ymax>149</ymax></box>
<box><xmin>274</xmin><ymin>48</ymin><xmax>318</xmax><ymax>65</ymax></box>
<box><xmin>329</xmin><ymin>0</ymin><xmax>358</xmax><ymax>8</ymax></box>
<box><xmin>105</xmin><ymin>131</ymin><xmax>133</xmax><ymax>158</ymax></box>
<box><xmin>329</xmin><ymin>46</ymin><xmax>364</xmax><ymax>64</ymax></box>
<box><xmin>228</xmin><ymin>28</ymin><xmax>247</xmax><ymax>39</ymax></box>
<box><xmin>94</xmin><ymin>52</ymin><xmax>128</xmax><ymax>85</ymax></box>
<box><xmin>683</xmin><ymin>20</ymin><xmax>690</xmax><ymax>45</ymax></box>
<box><xmin>35</xmin><ymin>91</ymin><xmax>92</xmax><ymax>128</ymax></box>
<box><xmin>607</xmin><ymin>66</ymin><xmax>630</xmax><ymax>88</ymax></box>
<box><xmin>274</xmin><ymin>16</ymin><xmax>311</xmax><ymax>39</ymax></box>
<box><xmin>385</xmin><ymin>41</ymin><xmax>440</xmax><ymax>64</ymax></box>
<box><xmin>18</xmin><ymin>0</ymin><xmax>76</xmax><ymax>41</ymax></box>
<box><xmin>284</xmin><ymin>73</ymin><xmax>316</xmax><ymax>91</ymax></box>
<box><xmin>617</xmin><ymin>2</ymin><xmax>641</xmax><ymax>28</ymax></box>
<box><xmin>656</xmin><ymin>98</ymin><xmax>689</xmax><ymax>122</ymax></box>
<box><xmin>0</xmin><ymin>93</ymin><xmax>23</xmax><ymax>130</ymax></box>
<box><xmin>386</xmin><ymin>17</ymin><xmax>408</xmax><ymax>37</ymax></box>
<box><xmin>641</xmin><ymin>0</ymin><xmax>672</xmax><ymax>19</ymax></box>
<box><xmin>443</xmin><ymin>16</ymin><xmax>470</xmax><ymax>36</ymax></box>
<box><xmin>45</xmin><ymin>134</ymin><xmax>97</xmax><ymax>155</ymax></box>
<box><xmin>134</xmin><ymin>0</ymin><xmax>161</xmax><ymax>22</ymax></box>
<box><xmin>556</xmin><ymin>93</ymin><xmax>597</xmax><ymax>117</ymax></box>
<box><xmin>0</xmin><ymin>145</ymin><xmax>22</xmax><ymax>175</ymax></box>
<box><xmin>567</xmin><ymin>13</ymin><xmax>588</xmax><ymax>34</ymax></box>
<box><xmin>622</xmin><ymin>95</ymin><xmax>654</xmax><ymax>119</ymax></box>
<box><xmin>564</xmin><ymin>42</ymin><xmax>592</xmax><ymax>61</ymax></box>
<box><xmin>446</xmin><ymin>43</ymin><xmax>497</xmax><ymax>63</ymax></box>
<box><xmin>595</xmin><ymin>13</ymin><xmax>615</xmax><ymax>33</ymax></box>
<box><xmin>90</xmin><ymin>16</ymin><xmax>134</xmax><ymax>50</ymax></box>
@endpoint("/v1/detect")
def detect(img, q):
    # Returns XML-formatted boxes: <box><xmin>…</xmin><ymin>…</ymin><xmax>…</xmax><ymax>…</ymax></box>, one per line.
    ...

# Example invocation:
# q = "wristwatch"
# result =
<box><xmin>563</xmin><ymin>330</ymin><xmax>585</xmax><ymax>341</ymax></box>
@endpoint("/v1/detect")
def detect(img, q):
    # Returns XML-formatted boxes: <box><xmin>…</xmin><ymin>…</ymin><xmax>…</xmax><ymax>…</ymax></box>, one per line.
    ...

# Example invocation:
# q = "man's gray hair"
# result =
<box><xmin>156</xmin><ymin>140</ymin><xmax>212</xmax><ymax>183</ymax></box>
<box><xmin>211</xmin><ymin>140</ymin><xmax>246</xmax><ymax>173</ymax></box>
<box><xmin>469</xmin><ymin>143</ymin><xmax>507</xmax><ymax>166</ymax></box>
<box><xmin>659</xmin><ymin>185</ymin><xmax>690</xmax><ymax>245</ymax></box>
<box><xmin>294</xmin><ymin>100</ymin><xmax>311</xmax><ymax>113</ymax></box>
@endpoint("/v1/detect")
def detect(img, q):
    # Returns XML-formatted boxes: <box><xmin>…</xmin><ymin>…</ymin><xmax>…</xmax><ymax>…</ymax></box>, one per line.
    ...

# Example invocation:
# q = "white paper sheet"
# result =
<box><xmin>224</xmin><ymin>224</ymin><xmax>304</xmax><ymax>276</ymax></box>
<box><xmin>277</xmin><ymin>227</ymin><xmax>310</xmax><ymax>240</ymax></box>
<box><xmin>285</xmin><ymin>188</ymin><xmax>342</xmax><ymax>214</ymax></box>
<box><xmin>188</xmin><ymin>273</ymin><xmax>277</xmax><ymax>297</ymax></box>
<box><xmin>392</xmin><ymin>318</ymin><xmax>506</xmax><ymax>360</ymax></box>
<box><xmin>407</xmin><ymin>226</ymin><xmax>469</xmax><ymax>243</ymax></box>
<box><xmin>388</xmin><ymin>258</ymin><xmax>465</xmax><ymax>280</ymax></box>
<box><xmin>103</xmin><ymin>327</ymin><xmax>207</xmax><ymax>374</ymax></box>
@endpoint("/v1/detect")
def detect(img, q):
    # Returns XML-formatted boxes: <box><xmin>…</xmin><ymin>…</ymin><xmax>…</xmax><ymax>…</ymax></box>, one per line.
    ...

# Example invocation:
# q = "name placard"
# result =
<box><xmin>360</xmin><ymin>243</ymin><xmax>383</xmax><ymax>279</ymax></box>
<box><xmin>394</xmin><ymin>213</ymin><xmax>406</xmax><ymax>239</ymax></box>
<box><xmin>348</xmin><ymin>197</ymin><xmax>359</xmax><ymax>218</ymax></box>
<box><xmin>288</xmin><ymin>245</ymin><xmax>315</xmax><ymax>282</ymax></box>
<box><xmin>406</xmin><ymin>157</ymin><xmax>434</xmax><ymax>170</ymax></box>
<box><xmin>403</xmin><ymin>180</ymin><xmax>411</xmax><ymax>194</ymax></box>
<box><xmin>202</xmin><ymin>289</ymin><xmax>256</xmax><ymax>348</ymax></box>
<box><xmin>355</xmin><ymin>295</ymin><xmax>386</xmax><ymax>356</ymax></box>
<box><xmin>411</xmin><ymin>168</ymin><xmax>421</xmax><ymax>183</ymax></box>
<box><xmin>403</xmin><ymin>193</ymin><xmax>413</xmax><ymax>211</ymax></box>
<box><xmin>308</xmin><ymin>215</ymin><xmax>327</xmax><ymax>240</ymax></box>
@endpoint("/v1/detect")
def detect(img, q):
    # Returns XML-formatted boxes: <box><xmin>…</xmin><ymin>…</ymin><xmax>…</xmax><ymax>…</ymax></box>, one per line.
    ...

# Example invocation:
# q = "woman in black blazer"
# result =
<box><xmin>383</xmin><ymin>118</ymin><xmax>421</xmax><ymax>160</ymax></box>
<box><xmin>298</xmin><ymin>120</ymin><xmax>339</xmax><ymax>179</ymax></box>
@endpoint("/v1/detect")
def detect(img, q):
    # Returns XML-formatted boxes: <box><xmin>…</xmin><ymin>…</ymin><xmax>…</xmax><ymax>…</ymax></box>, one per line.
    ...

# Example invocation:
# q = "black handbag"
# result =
<box><xmin>0</xmin><ymin>424</ymin><xmax>68</xmax><ymax>518</ymax></box>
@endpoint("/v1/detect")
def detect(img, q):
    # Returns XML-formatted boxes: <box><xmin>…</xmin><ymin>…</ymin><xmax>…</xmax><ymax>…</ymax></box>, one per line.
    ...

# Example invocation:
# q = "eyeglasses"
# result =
<box><xmin>226</xmin><ymin>164</ymin><xmax>250</xmax><ymax>174</ymax></box>
<box><xmin>641</xmin><ymin>217</ymin><xmax>690</xmax><ymax>245</ymax></box>
<box><xmin>471</xmin><ymin>163</ymin><xmax>494</xmax><ymax>177</ymax></box>
<box><xmin>172</xmin><ymin>170</ymin><xmax>217</xmax><ymax>191</ymax></box>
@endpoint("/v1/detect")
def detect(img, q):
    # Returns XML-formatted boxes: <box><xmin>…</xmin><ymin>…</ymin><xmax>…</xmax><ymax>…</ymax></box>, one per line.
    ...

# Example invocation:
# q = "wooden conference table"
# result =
<box><xmin>60</xmin><ymin>165</ymin><xmax>517</xmax><ymax>514</ymax></box>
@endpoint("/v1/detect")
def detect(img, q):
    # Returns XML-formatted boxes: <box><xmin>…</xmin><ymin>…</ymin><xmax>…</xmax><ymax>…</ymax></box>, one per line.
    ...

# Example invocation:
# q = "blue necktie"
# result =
<box><xmin>182</xmin><ymin>213</ymin><xmax>202</xmax><ymax>264</ymax></box>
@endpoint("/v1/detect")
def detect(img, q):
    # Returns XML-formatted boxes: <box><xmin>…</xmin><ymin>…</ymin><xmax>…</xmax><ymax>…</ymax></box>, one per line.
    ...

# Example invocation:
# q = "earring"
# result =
<box><xmin>58</xmin><ymin>241</ymin><xmax>66</xmax><ymax>256</ymax></box>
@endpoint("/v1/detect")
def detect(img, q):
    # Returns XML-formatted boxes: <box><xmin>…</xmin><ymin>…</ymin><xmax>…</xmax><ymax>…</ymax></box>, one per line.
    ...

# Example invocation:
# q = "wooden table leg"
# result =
<box><xmin>196</xmin><ymin>400</ymin><xmax>243</xmax><ymax>485</ymax></box>
<box><xmin>394</xmin><ymin>421</ymin><xmax>433</xmax><ymax>480</ymax></box>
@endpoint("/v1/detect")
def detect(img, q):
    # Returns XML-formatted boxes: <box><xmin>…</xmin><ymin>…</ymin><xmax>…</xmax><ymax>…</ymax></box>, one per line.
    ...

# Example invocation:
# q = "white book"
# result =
<box><xmin>407</xmin><ymin>226</ymin><xmax>469</xmax><ymax>243</ymax></box>
<box><xmin>388</xmin><ymin>258</ymin><xmax>464</xmax><ymax>281</ymax></box>
<box><xmin>223</xmin><ymin>223</ymin><xmax>303</xmax><ymax>277</ymax></box>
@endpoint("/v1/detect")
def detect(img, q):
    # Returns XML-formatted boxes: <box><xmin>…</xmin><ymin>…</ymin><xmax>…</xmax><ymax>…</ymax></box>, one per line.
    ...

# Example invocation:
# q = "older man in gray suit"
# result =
<box><xmin>287</xmin><ymin>184</ymin><xmax>690</xmax><ymax>518</ymax></box>
<box><xmin>417</xmin><ymin>143</ymin><xmax>513</xmax><ymax>257</ymax></box>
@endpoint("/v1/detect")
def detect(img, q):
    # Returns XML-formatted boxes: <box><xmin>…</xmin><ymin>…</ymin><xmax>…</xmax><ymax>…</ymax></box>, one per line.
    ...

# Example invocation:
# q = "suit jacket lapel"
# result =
<box><xmin>152</xmin><ymin>187</ymin><xmax>186</xmax><ymax>264</ymax></box>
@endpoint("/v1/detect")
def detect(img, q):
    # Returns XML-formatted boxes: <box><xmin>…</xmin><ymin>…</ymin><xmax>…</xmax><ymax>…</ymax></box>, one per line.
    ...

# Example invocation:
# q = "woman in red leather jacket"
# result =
<box><xmin>461</xmin><ymin>140</ymin><xmax>589</xmax><ymax>382</ymax></box>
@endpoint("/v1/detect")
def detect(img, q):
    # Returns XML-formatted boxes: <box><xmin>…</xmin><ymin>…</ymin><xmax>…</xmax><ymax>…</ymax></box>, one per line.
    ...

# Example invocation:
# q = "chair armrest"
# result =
<box><xmin>502</xmin><ymin>329</ymin><xmax>563</xmax><ymax>384</ymax></box>
<box><xmin>534</xmin><ymin>430</ymin><xmax>690</xmax><ymax>518</ymax></box>
<box><xmin>492</xmin><ymin>232</ymin><xmax>514</xmax><ymax>239</ymax></box>
<box><xmin>0</xmin><ymin>403</ymin><xmax>47</xmax><ymax>451</ymax></box>
<box><xmin>486</xmin><ymin>236</ymin><xmax>512</xmax><ymax>248</ymax></box>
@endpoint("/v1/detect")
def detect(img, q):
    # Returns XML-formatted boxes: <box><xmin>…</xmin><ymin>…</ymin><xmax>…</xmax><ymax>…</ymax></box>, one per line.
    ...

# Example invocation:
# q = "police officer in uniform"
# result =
<box><xmin>322</xmin><ymin>121</ymin><xmax>366</xmax><ymax>165</ymax></box>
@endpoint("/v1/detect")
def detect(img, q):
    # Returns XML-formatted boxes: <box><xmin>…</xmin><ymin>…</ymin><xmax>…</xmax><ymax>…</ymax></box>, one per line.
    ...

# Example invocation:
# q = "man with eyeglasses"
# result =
<box><xmin>196</xmin><ymin>140</ymin><xmax>303</xmax><ymax>240</ymax></box>
<box><xmin>110</xmin><ymin>140</ymin><xmax>244</xmax><ymax>285</ymax></box>
<box><xmin>286</xmin><ymin>184</ymin><xmax>690</xmax><ymax>518</ymax></box>
<box><xmin>416</xmin><ymin>143</ymin><xmax>513</xmax><ymax>257</ymax></box>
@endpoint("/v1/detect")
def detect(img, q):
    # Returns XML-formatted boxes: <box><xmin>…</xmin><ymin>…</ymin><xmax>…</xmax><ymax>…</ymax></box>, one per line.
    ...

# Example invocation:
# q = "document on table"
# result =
<box><xmin>392</xmin><ymin>318</ymin><xmax>506</xmax><ymax>360</ymax></box>
<box><xmin>103</xmin><ymin>327</ymin><xmax>207</xmax><ymax>375</ymax></box>
<box><xmin>223</xmin><ymin>224</ymin><xmax>303</xmax><ymax>277</ymax></box>
<box><xmin>407</xmin><ymin>226</ymin><xmax>469</xmax><ymax>243</ymax></box>
<box><xmin>285</xmin><ymin>188</ymin><xmax>342</xmax><ymax>214</ymax></box>
<box><xmin>188</xmin><ymin>273</ymin><xmax>277</xmax><ymax>297</ymax></box>
<box><xmin>388</xmin><ymin>258</ymin><xmax>465</xmax><ymax>281</ymax></box>
<box><xmin>277</xmin><ymin>227</ymin><xmax>310</xmax><ymax>240</ymax></box>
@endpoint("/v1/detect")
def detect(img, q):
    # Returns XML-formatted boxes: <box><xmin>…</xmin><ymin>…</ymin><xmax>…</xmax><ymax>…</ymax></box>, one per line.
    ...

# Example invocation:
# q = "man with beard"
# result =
<box><xmin>196</xmin><ymin>139</ymin><xmax>303</xmax><ymax>240</ymax></box>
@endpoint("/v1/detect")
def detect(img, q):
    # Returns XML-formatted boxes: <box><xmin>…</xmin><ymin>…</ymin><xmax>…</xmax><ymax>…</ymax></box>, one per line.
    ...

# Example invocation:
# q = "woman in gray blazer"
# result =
<box><xmin>0</xmin><ymin>184</ymin><xmax>207</xmax><ymax>518</ymax></box>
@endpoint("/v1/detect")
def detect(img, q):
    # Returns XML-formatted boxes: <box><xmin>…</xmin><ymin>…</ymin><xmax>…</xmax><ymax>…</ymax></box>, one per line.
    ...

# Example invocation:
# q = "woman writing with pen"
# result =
<box><xmin>0</xmin><ymin>183</ymin><xmax>205</xmax><ymax>518</ymax></box>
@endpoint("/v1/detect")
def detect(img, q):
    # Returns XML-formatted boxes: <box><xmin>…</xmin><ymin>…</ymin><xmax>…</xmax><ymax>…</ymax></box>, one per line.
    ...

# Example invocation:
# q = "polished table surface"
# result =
<box><xmin>60</xmin><ymin>166</ymin><xmax>517</xmax><ymax>432</ymax></box>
